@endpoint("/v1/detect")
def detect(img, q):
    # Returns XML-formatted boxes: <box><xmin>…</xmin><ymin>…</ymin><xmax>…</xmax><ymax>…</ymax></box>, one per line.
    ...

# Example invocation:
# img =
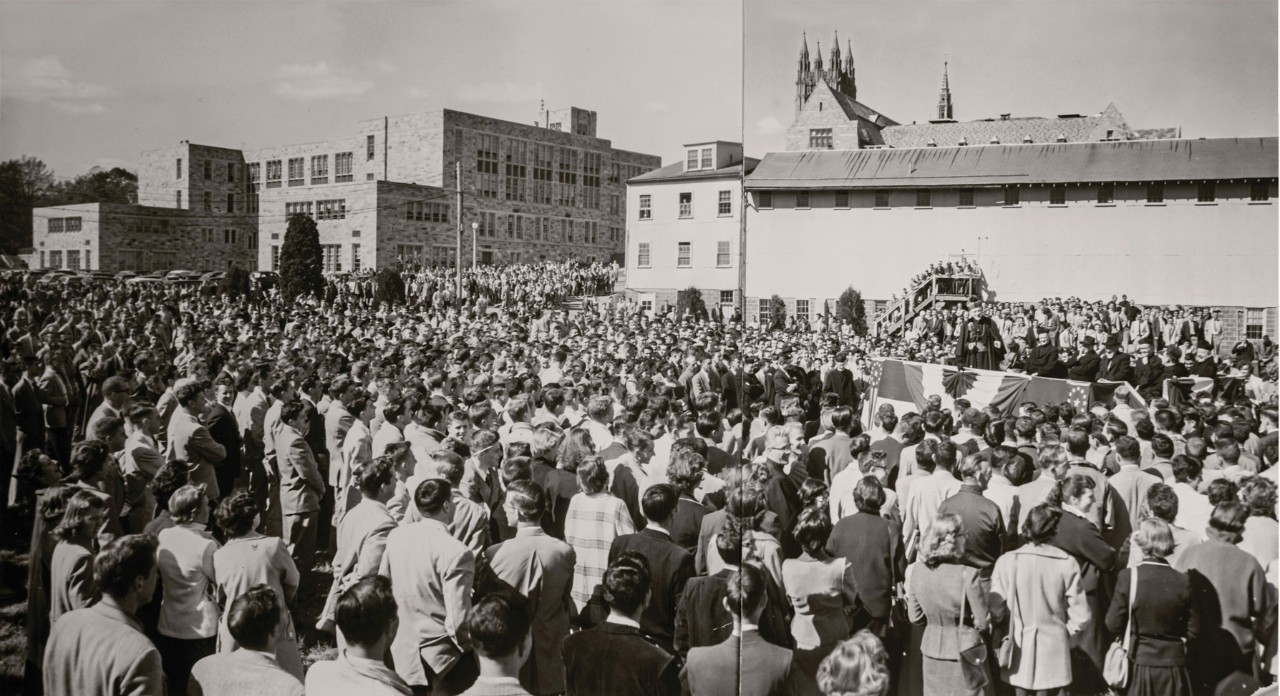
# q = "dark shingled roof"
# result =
<box><xmin>877</xmin><ymin>104</ymin><xmax>1178</xmax><ymax>149</ymax></box>
<box><xmin>745</xmin><ymin>137</ymin><xmax>1277</xmax><ymax>189</ymax></box>
<box><xmin>629</xmin><ymin>158</ymin><xmax>759</xmax><ymax>184</ymax></box>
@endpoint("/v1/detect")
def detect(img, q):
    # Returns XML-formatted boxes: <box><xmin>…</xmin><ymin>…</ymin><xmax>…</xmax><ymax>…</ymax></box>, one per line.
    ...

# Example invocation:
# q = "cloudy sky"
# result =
<box><xmin>0</xmin><ymin>1</ymin><xmax>1275</xmax><ymax>178</ymax></box>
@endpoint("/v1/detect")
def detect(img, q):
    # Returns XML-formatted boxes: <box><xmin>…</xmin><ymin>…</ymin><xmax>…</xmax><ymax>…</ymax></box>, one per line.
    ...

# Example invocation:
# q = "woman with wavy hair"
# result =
<box><xmin>816</xmin><ymin>630</ymin><xmax>891</xmax><ymax>696</ymax></box>
<box><xmin>49</xmin><ymin>489</ymin><xmax>107</xmax><ymax>625</ymax></box>
<box><xmin>906</xmin><ymin>513</ymin><xmax>992</xmax><ymax>695</ymax></box>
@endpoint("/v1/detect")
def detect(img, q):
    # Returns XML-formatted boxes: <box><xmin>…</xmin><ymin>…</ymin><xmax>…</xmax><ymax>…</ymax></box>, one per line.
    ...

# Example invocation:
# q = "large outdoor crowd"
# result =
<box><xmin>0</xmin><ymin>260</ymin><xmax>1277</xmax><ymax>696</ymax></box>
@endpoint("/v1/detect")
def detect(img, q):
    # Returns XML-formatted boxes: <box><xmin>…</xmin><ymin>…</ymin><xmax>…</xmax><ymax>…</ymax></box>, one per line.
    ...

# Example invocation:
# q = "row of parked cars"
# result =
<box><xmin>5</xmin><ymin>268</ymin><xmax>278</xmax><ymax>286</ymax></box>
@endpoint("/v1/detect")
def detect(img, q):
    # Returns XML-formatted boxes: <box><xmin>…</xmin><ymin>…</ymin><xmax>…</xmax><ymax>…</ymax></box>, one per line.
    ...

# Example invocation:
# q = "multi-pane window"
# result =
<box><xmin>65</xmin><ymin>217</ymin><xmax>81</xmax><ymax>232</ymax></box>
<box><xmin>809</xmin><ymin>129</ymin><xmax>833</xmax><ymax>149</ymax></box>
<box><xmin>959</xmin><ymin>188</ymin><xmax>975</xmax><ymax>207</ymax></box>
<box><xmin>266</xmin><ymin>160</ymin><xmax>282</xmax><ymax>188</ymax></box>
<box><xmin>285</xmin><ymin>202</ymin><xmax>314</xmax><ymax>217</ymax></box>
<box><xmin>610</xmin><ymin>194</ymin><xmax>619</xmax><ymax>215</ymax></box>
<box><xmin>796</xmin><ymin>191</ymin><xmax>810</xmax><ymax>208</ymax></box>
<box><xmin>322</xmin><ymin>245</ymin><xmax>342</xmax><ymax>273</ymax></box>
<box><xmin>677</xmin><ymin>242</ymin><xmax>691</xmax><ymax>267</ymax></box>
<box><xmin>718</xmin><ymin>190</ymin><xmax>732</xmax><ymax>216</ymax></box>
<box><xmin>226</xmin><ymin>193</ymin><xmax>235</xmax><ymax>213</ymax></box>
<box><xmin>796</xmin><ymin>299</ymin><xmax>810</xmax><ymax>318</ymax></box>
<box><xmin>1147</xmin><ymin>183</ymin><xmax>1164</xmax><ymax>203</ymax></box>
<box><xmin>720</xmin><ymin>290</ymin><xmax>733</xmax><ymax>305</ymax></box>
<box><xmin>639</xmin><ymin>195</ymin><xmax>652</xmax><ymax>220</ymax></box>
<box><xmin>686</xmin><ymin>149</ymin><xmax>699</xmax><ymax>171</ymax></box>
<box><xmin>317</xmin><ymin>199</ymin><xmax>346</xmax><ymax>220</ymax></box>
<box><xmin>248</xmin><ymin>162</ymin><xmax>261</xmax><ymax>190</ymax></box>
<box><xmin>636</xmin><ymin>242</ymin><xmax>651</xmax><ymax>267</ymax></box>
<box><xmin>717</xmin><ymin>241</ymin><xmax>731</xmax><ymax>267</ymax></box>
<box><xmin>1003</xmin><ymin>186</ymin><xmax>1020</xmax><ymax>205</ymax></box>
<box><xmin>679</xmin><ymin>192</ymin><xmax>693</xmax><ymax>218</ymax></box>
<box><xmin>311</xmin><ymin>155</ymin><xmax>329</xmax><ymax>184</ymax></box>
<box><xmin>49</xmin><ymin>250</ymin><xmax>63</xmax><ymax>269</ymax></box>
<box><xmin>366</xmin><ymin>134</ymin><xmax>376</xmax><ymax>161</ymax></box>
<box><xmin>396</xmin><ymin>244</ymin><xmax>424</xmax><ymax>262</ymax></box>
<box><xmin>406</xmin><ymin>201</ymin><xmax>449</xmax><ymax>222</ymax></box>
<box><xmin>700</xmin><ymin>148</ymin><xmax>712</xmax><ymax>170</ymax></box>
<box><xmin>759</xmin><ymin>298</ymin><xmax>769</xmax><ymax>320</ymax></box>
<box><xmin>758</xmin><ymin>191</ymin><xmax>773</xmax><ymax>209</ymax></box>
<box><xmin>504</xmin><ymin>139</ymin><xmax>528</xmax><ymax>202</ymax></box>
<box><xmin>288</xmin><ymin>158</ymin><xmax>304</xmax><ymax>186</ymax></box>
<box><xmin>834</xmin><ymin>191</ymin><xmax>849</xmax><ymax>208</ymax></box>
<box><xmin>915</xmin><ymin>189</ymin><xmax>931</xmax><ymax>207</ymax></box>
<box><xmin>48</xmin><ymin>218</ymin><xmax>64</xmax><ymax>233</ymax></box>
<box><xmin>475</xmin><ymin>134</ymin><xmax>500</xmax><ymax>174</ymax></box>
<box><xmin>176</xmin><ymin>158</ymin><xmax>183</xmax><ymax>179</ymax></box>
<box><xmin>874</xmin><ymin>190</ymin><xmax>890</xmax><ymax>208</ymax></box>
<box><xmin>1097</xmin><ymin>183</ymin><xmax>1114</xmax><ymax>204</ymax></box>
<box><xmin>271</xmin><ymin>246</ymin><xmax>281</xmax><ymax>271</ymax></box>
<box><xmin>223</xmin><ymin>229</ymin><xmax>239</xmax><ymax>245</ymax></box>
<box><xmin>1246</xmin><ymin>308</ymin><xmax>1266</xmax><ymax>340</ymax></box>
<box><xmin>335</xmin><ymin>152</ymin><xmax>354</xmax><ymax>182</ymax></box>
<box><xmin>351</xmin><ymin>244</ymin><xmax>361</xmax><ymax>272</ymax></box>
<box><xmin>1050</xmin><ymin>186</ymin><xmax>1066</xmax><ymax>205</ymax></box>
<box><xmin>1250</xmin><ymin>181</ymin><xmax>1270</xmax><ymax>201</ymax></box>
<box><xmin>1197</xmin><ymin>182</ymin><xmax>1216</xmax><ymax>202</ymax></box>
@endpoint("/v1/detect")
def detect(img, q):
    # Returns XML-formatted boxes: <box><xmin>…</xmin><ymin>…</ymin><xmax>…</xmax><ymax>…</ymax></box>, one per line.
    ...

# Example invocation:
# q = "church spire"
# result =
<box><xmin>937</xmin><ymin>59</ymin><xmax>954</xmax><ymax>120</ymax></box>
<box><xmin>799</xmin><ymin>31</ymin><xmax>810</xmax><ymax>69</ymax></box>
<box><xmin>814</xmin><ymin>40</ymin><xmax>823</xmax><ymax>72</ymax></box>
<box><xmin>830</xmin><ymin>30</ymin><xmax>841</xmax><ymax>71</ymax></box>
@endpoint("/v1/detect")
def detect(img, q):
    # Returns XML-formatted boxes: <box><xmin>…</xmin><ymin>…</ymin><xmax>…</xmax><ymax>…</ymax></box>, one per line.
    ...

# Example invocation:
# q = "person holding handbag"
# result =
<box><xmin>1104</xmin><ymin>518</ymin><xmax>1196</xmax><ymax>696</ymax></box>
<box><xmin>989</xmin><ymin>504</ymin><xmax>1090</xmax><ymax>696</ymax></box>
<box><xmin>906</xmin><ymin>513</ymin><xmax>993</xmax><ymax>696</ymax></box>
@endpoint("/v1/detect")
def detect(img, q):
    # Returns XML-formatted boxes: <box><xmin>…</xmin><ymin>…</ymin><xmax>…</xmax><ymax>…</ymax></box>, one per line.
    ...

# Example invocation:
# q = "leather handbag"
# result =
<box><xmin>957</xmin><ymin>571</ymin><xmax>990</xmax><ymax>691</ymax></box>
<box><xmin>1103</xmin><ymin>565</ymin><xmax>1140</xmax><ymax>689</ymax></box>
<box><xmin>996</xmin><ymin>557</ymin><xmax>1018</xmax><ymax>670</ymax></box>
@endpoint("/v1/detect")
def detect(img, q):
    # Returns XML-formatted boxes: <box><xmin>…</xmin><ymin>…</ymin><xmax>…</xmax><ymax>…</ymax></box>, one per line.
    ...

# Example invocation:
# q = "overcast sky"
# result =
<box><xmin>0</xmin><ymin>1</ymin><xmax>1275</xmax><ymax>178</ymax></box>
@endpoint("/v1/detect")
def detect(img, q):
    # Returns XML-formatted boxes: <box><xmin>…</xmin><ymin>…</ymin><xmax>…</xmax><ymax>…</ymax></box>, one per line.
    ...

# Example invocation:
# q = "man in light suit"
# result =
<box><xmin>121</xmin><ymin>403</ymin><xmax>165</xmax><ymax>533</ymax></box>
<box><xmin>322</xmin><ymin>377</ymin><xmax>356</xmax><ymax>551</ymax></box>
<box><xmin>318</xmin><ymin>457</ymin><xmax>397</xmax><ymax>636</ymax></box>
<box><xmin>166</xmin><ymin>378</ymin><xmax>226</xmax><ymax>501</ymax></box>
<box><xmin>189</xmin><ymin>586</ymin><xmax>304</xmax><ymax>696</ymax></box>
<box><xmin>337</xmin><ymin>393</ymin><xmax>375</xmax><ymax>524</ymax></box>
<box><xmin>484</xmin><ymin>480</ymin><xmax>575</xmax><ymax>696</ymax></box>
<box><xmin>679</xmin><ymin>564</ymin><xmax>814</xmax><ymax>696</ymax></box>
<box><xmin>379</xmin><ymin>478</ymin><xmax>477</xmax><ymax>695</ymax></box>
<box><xmin>276</xmin><ymin>399</ymin><xmax>325</xmax><ymax>574</ymax></box>
<box><xmin>39</xmin><ymin>348</ymin><xmax>72</xmax><ymax>466</ymax></box>
<box><xmin>0</xmin><ymin>359</ymin><xmax>19</xmax><ymax>513</ymax></box>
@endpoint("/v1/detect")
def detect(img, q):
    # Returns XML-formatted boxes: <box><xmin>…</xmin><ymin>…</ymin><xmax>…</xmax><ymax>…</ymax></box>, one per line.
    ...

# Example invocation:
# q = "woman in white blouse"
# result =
<box><xmin>155</xmin><ymin>483</ymin><xmax>221</xmax><ymax>694</ymax></box>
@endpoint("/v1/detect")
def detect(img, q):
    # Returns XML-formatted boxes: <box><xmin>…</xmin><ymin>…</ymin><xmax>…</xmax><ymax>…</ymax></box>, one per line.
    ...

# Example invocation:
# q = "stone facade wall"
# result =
<box><xmin>785</xmin><ymin>84</ymin><xmax>867</xmax><ymax>151</ymax></box>
<box><xmin>138</xmin><ymin>143</ymin><xmax>247</xmax><ymax>214</ymax></box>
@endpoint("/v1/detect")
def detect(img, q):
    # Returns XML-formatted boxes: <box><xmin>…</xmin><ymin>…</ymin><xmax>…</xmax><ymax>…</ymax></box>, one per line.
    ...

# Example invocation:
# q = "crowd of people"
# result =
<box><xmin>325</xmin><ymin>261</ymin><xmax>619</xmax><ymax>311</ymax></box>
<box><xmin>0</xmin><ymin>260</ymin><xmax>1277</xmax><ymax>696</ymax></box>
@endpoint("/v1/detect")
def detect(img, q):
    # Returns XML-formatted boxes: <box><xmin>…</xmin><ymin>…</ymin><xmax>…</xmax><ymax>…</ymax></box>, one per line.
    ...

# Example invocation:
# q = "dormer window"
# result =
<box><xmin>686</xmin><ymin>149</ymin><xmax>699</xmax><ymax>171</ymax></box>
<box><xmin>700</xmin><ymin>148</ymin><xmax>712</xmax><ymax>170</ymax></box>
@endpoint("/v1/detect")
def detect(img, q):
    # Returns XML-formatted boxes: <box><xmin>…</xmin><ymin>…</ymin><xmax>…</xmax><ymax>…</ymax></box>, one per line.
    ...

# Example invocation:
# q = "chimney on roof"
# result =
<box><xmin>1023</xmin><ymin>136</ymin><xmax>1033</xmax><ymax>143</ymax></box>
<box><xmin>1055</xmin><ymin>134</ymin><xmax>1067</xmax><ymax>143</ymax></box>
<box><xmin>927</xmin><ymin>139</ymin><xmax>937</xmax><ymax>147</ymax></box>
<box><xmin>958</xmin><ymin>137</ymin><xmax>968</xmax><ymax>146</ymax></box>
<box><xmin>990</xmin><ymin>138</ymin><xmax>1000</xmax><ymax>144</ymax></box>
<box><xmin>1000</xmin><ymin>113</ymin><xmax>1010</xmax><ymax>120</ymax></box>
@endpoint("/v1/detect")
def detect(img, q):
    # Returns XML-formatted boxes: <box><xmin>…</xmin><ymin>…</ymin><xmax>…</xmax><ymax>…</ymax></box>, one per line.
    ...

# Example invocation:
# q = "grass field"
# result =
<box><xmin>0</xmin><ymin>508</ymin><xmax>339</xmax><ymax>692</ymax></box>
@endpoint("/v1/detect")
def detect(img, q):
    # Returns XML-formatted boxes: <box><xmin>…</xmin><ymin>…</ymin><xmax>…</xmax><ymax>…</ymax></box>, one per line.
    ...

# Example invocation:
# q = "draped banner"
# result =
<box><xmin>865</xmin><ymin>359</ymin><xmax>1149</xmax><ymax>421</ymax></box>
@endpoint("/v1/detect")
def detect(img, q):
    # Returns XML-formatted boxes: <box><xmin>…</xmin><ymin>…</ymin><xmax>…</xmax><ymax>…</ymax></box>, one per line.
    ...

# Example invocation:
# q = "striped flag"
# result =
<box><xmin>1163</xmin><ymin>377</ymin><xmax>1216</xmax><ymax>410</ymax></box>
<box><xmin>871</xmin><ymin>359</ymin><xmax>1031</xmax><ymax>416</ymax></box>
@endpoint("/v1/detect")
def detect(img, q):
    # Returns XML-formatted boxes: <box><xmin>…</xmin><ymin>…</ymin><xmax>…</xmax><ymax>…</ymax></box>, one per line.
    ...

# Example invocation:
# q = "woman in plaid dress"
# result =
<box><xmin>564</xmin><ymin>455</ymin><xmax>634</xmax><ymax>611</ymax></box>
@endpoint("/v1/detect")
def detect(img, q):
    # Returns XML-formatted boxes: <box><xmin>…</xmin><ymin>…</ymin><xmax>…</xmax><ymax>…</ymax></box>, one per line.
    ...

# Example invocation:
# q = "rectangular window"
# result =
<box><xmin>717</xmin><ymin>241</ymin><xmax>731</xmax><ymax>267</ymax></box>
<box><xmin>48</xmin><ymin>218</ymin><xmax>64</xmax><ymax>234</ymax></box>
<box><xmin>874</xmin><ymin>190</ymin><xmax>890</xmax><ymax>208</ymax></box>
<box><xmin>504</xmin><ymin>139</ymin><xmax>529</xmax><ymax>202</ymax></box>
<box><xmin>476</xmin><ymin>134</ymin><xmax>500</xmax><ymax>176</ymax></box>
<box><xmin>679</xmin><ymin>192</ymin><xmax>692</xmax><ymax>218</ymax></box>
<box><xmin>1197</xmin><ymin>182</ymin><xmax>1216</xmax><ymax>202</ymax></box>
<box><xmin>335</xmin><ymin>152</ymin><xmax>354</xmax><ymax>182</ymax></box>
<box><xmin>718</xmin><ymin>190</ymin><xmax>732</xmax><ymax>216</ymax></box>
<box><xmin>367</xmin><ymin>134</ymin><xmax>376</xmax><ymax>161</ymax></box>
<box><xmin>266</xmin><ymin>160</ymin><xmax>282</xmax><ymax>188</ymax></box>
<box><xmin>686</xmin><ymin>149</ymin><xmax>699</xmax><ymax>171</ymax></box>
<box><xmin>720</xmin><ymin>290</ymin><xmax>733</xmax><ymax>305</ymax></box>
<box><xmin>1246</xmin><ymin>308</ymin><xmax>1265</xmax><ymax>340</ymax></box>
<box><xmin>1003</xmin><ymin>186</ymin><xmax>1020</xmax><ymax>205</ymax></box>
<box><xmin>176</xmin><ymin>158</ymin><xmax>182</xmax><ymax>179</ymax></box>
<box><xmin>248</xmin><ymin>163</ymin><xmax>261</xmax><ymax>189</ymax></box>
<box><xmin>1097</xmin><ymin>183</ymin><xmax>1114</xmax><ymax>204</ymax></box>
<box><xmin>204</xmin><ymin>160</ymin><xmax>212</xmax><ymax>180</ymax></box>
<box><xmin>610</xmin><ymin>194</ymin><xmax>619</xmax><ymax>215</ymax></box>
<box><xmin>271</xmin><ymin>246</ymin><xmax>280</xmax><ymax>271</ymax></box>
<box><xmin>322</xmin><ymin>245</ymin><xmax>343</xmax><ymax>273</ymax></box>
<box><xmin>759</xmin><ymin>298</ymin><xmax>769</xmax><ymax>320</ymax></box>
<box><xmin>203</xmin><ymin>191</ymin><xmax>212</xmax><ymax>211</ymax></box>
<box><xmin>700</xmin><ymin>148</ymin><xmax>712</xmax><ymax>170</ymax></box>
<box><xmin>915</xmin><ymin>189</ymin><xmax>931</xmax><ymax>207</ymax></box>
<box><xmin>809</xmin><ymin>128</ymin><xmax>833</xmax><ymax>149</ymax></box>
<box><xmin>797</xmin><ymin>299</ymin><xmax>810</xmax><ymax>318</ymax></box>
<box><xmin>1147</xmin><ymin>182</ymin><xmax>1164</xmax><ymax>203</ymax></box>
<box><xmin>795</xmin><ymin>191</ymin><xmax>809</xmax><ymax>208</ymax></box>
<box><xmin>758</xmin><ymin>191</ymin><xmax>773</xmax><ymax>209</ymax></box>
<box><xmin>316</xmin><ymin>199</ymin><xmax>346</xmax><ymax>220</ymax></box>
<box><xmin>226</xmin><ymin>193</ymin><xmax>235</xmax><ymax>213</ymax></box>
<box><xmin>1049</xmin><ymin>186</ymin><xmax>1066</xmax><ymax>205</ymax></box>
<box><xmin>227</xmin><ymin>163</ymin><xmax>235</xmax><ymax>182</ymax></box>
<box><xmin>637</xmin><ymin>242</ymin><xmax>651</xmax><ymax>267</ymax></box>
<box><xmin>49</xmin><ymin>250</ymin><xmax>62</xmax><ymax>269</ymax></box>
<box><xmin>351</xmin><ymin>244</ymin><xmax>361</xmax><ymax>272</ymax></box>
<box><xmin>677</xmin><ymin>242</ymin><xmax>691</xmax><ymax>267</ymax></box>
<box><xmin>287</xmin><ymin>158</ymin><xmax>304</xmax><ymax>186</ymax></box>
<box><xmin>958</xmin><ymin>188</ymin><xmax>974</xmax><ymax>207</ymax></box>
<box><xmin>176</xmin><ymin>191</ymin><xmax>183</xmax><ymax>209</ymax></box>
<box><xmin>1250</xmin><ymin>181</ymin><xmax>1270</xmax><ymax>201</ymax></box>
<box><xmin>311</xmin><ymin>155</ymin><xmax>329</xmax><ymax>184</ymax></box>
<box><xmin>834</xmin><ymin>190</ymin><xmax>849</xmax><ymax>208</ymax></box>
<box><xmin>65</xmin><ymin>217</ymin><xmax>82</xmax><ymax>232</ymax></box>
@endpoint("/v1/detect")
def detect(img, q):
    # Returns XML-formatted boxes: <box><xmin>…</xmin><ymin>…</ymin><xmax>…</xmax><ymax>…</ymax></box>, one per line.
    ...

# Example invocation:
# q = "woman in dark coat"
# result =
<box><xmin>1106</xmin><ymin>517</ymin><xmax>1196</xmax><ymax>696</ymax></box>
<box><xmin>1049</xmin><ymin>474</ymin><xmax>1118</xmax><ymax>695</ymax></box>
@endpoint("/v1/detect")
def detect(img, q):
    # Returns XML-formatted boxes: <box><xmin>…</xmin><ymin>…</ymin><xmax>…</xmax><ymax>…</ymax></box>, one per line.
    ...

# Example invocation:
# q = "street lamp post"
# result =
<box><xmin>471</xmin><ymin>222</ymin><xmax>478</xmax><ymax>269</ymax></box>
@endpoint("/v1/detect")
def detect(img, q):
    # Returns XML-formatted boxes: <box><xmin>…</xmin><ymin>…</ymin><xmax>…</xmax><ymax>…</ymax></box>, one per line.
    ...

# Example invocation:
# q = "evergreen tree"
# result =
<box><xmin>220</xmin><ymin>266</ymin><xmax>251</xmax><ymax>297</ymax></box>
<box><xmin>769</xmin><ymin>294</ymin><xmax>787</xmax><ymax>331</ymax></box>
<box><xmin>676</xmin><ymin>286</ymin><xmax>709</xmax><ymax>321</ymax></box>
<box><xmin>374</xmin><ymin>267</ymin><xmax>407</xmax><ymax>307</ymax></box>
<box><xmin>836</xmin><ymin>286</ymin><xmax>868</xmax><ymax>336</ymax></box>
<box><xmin>279</xmin><ymin>213</ymin><xmax>324</xmax><ymax>302</ymax></box>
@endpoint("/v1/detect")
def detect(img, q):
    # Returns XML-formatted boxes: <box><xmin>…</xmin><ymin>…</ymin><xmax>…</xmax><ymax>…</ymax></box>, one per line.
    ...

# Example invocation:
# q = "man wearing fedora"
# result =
<box><xmin>1098</xmin><ymin>335</ymin><xmax>1134</xmax><ymax>384</ymax></box>
<box><xmin>1066</xmin><ymin>335</ymin><xmax>1102</xmax><ymax>382</ymax></box>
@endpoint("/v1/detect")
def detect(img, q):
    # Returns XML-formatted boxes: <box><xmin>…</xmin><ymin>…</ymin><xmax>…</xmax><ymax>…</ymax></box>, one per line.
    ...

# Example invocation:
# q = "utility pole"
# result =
<box><xmin>455</xmin><ymin>160</ymin><xmax>462</xmax><ymax>301</ymax></box>
<box><xmin>472</xmin><ymin>222</ymin><xmax>478</xmax><ymax>268</ymax></box>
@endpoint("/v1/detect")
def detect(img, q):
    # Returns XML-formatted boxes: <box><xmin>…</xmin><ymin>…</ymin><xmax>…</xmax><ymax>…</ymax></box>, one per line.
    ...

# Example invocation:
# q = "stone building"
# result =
<box><xmin>33</xmin><ymin>106</ymin><xmax>660</xmax><ymax>273</ymax></box>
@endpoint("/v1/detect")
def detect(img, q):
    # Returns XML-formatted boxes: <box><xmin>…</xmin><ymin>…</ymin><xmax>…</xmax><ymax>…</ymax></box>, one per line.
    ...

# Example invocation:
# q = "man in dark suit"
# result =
<box><xmin>209</xmin><ymin>376</ymin><xmax>243</xmax><ymax>502</ymax></box>
<box><xmin>759</xmin><ymin>427</ymin><xmax>802</xmax><ymax>558</ymax></box>
<box><xmin>1066</xmin><ymin>335</ymin><xmax>1102</xmax><ymax>382</ymax></box>
<box><xmin>679</xmin><ymin>564</ymin><xmax>815</xmax><ymax>696</ymax></box>
<box><xmin>0</xmin><ymin>359</ymin><xmax>19</xmax><ymax>515</ymax></box>
<box><xmin>827</xmin><ymin>477</ymin><xmax>906</xmax><ymax>637</ymax></box>
<box><xmin>1190</xmin><ymin>340</ymin><xmax>1218</xmax><ymax>379</ymax></box>
<box><xmin>771</xmin><ymin>354</ymin><xmax>795</xmax><ymax>408</ymax></box>
<box><xmin>14</xmin><ymin>355</ymin><xmax>46</xmax><ymax>455</ymax></box>
<box><xmin>1097</xmin><ymin>336</ymin><xmax>1134</xmax><ymax>384</ymax></box>
<box><xmin>1133</xmin><ymin>339</ymin><xmax>1165</xmax><ymax>400</ymax></box>
<box><xmin>822</xmin><ymin>352</ymin><xmax>856</xmax><ymax>409</ymax></box>
<box><xmin>562</xmin><ymin>554</ymin><xmax>680</xmax><ymax>696</ymax></box>
<box><xmin>1025</xmin><ymin>327</ymin><xmax>1060</xmax><ymax>377</ymax></box>
<box><xmin>607</xmin><ymin>483</ymin><xmax>695</xmax><ymax>654</ymax></box>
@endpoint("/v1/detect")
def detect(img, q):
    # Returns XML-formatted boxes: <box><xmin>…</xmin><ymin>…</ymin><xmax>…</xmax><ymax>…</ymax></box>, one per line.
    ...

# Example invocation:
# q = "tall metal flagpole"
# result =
<box><xmin>455</xmin><ymin>160</ymin><xmax>462</xmax><ymax>301</ymax></box>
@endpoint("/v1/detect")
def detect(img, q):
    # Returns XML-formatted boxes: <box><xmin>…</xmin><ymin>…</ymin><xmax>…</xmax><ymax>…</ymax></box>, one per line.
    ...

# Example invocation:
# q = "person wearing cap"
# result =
<box><xmin>1097</xmin><ymin>335</ymin><xmax>1133</xmax><ymax>384</ymax></box>
<box><xmin>1065</xmin><ymin>335</ymin><xmax>1101</xmax><ymax>382</ymax></box>
<box><xmin>1191</xmin><ymin>340</ymin><xmax>1218</xmax><ymax>379</ymax></box>
<box><xmin>1026</xmin><ymin>326</ymin><xmax>1060</xmax><ymax>377</ymax></box>
<box><xmin>954</xmin><ymin>302</ymin><xmax>1004</xmax><ymax>371</ymax></box>
<box><xmin>1133</xmin><ymin>338</ymin><xmax>1165</xmax><ymax>400</ymax></box>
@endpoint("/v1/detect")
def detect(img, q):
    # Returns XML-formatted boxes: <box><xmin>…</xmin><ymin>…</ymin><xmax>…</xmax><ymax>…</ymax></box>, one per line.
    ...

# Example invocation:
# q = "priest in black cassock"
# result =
<box><xmin>954</xmin><ymin>302</ymin><xmax>1005</xmax><ymax>371</ymax></box>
